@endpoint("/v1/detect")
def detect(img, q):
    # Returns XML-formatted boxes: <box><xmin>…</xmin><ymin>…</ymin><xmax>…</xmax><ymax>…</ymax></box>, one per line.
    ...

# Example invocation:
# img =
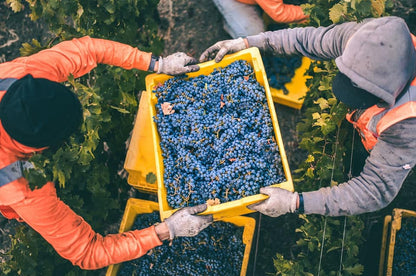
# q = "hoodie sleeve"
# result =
<box><xmin>246</xmin><ymin>18</ymin><xmax>374</xmax><ymax>60</ymax></box>
<box><xmin>8</xmin><ymin>36</ymin><xmax>152</xmax><ymax>82</ymax></box>
<box><xmin>302</xmin><ymin>117</ymin><xmax>416</xmax><ymax>216</ymax></box>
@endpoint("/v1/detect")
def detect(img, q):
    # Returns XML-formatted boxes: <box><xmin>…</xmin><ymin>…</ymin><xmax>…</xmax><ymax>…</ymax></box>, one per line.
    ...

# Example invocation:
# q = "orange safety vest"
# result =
<box><xmin>346</xmin><ymin>34</ymin><xmax>416</xmax><ymax>152</ymax></box>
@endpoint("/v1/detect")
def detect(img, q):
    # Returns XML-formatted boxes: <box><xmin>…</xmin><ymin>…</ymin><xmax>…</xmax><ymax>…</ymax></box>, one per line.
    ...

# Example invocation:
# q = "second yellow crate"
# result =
<box><xmin>379</xmin><ymin>208</ymin><xmax>416</xmax><ymax>276</ymax></box>
<box><xmin>269</xmin><ymin>57</ymin><xmax>312</xmax><ymax>110</ymax></box>
<box><xmin>106</xmin><ymin>198</ymin><xmax>255</xmax><ymax>276</ymax></box>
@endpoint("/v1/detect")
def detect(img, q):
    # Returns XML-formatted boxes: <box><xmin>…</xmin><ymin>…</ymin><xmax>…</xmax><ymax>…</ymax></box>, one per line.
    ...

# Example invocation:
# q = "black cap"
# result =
<box><xmin>332</xmin><ymin>72</ymin><xmax>381</xmax><ymax>109</ymax></box>
<box><xmin>0</xmin><ymin>74</ymin><xmax>83</xmax><ymax>148</ymax></box>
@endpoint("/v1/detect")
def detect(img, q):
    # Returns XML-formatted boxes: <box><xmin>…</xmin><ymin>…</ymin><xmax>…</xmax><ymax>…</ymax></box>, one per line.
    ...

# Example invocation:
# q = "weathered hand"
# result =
<box><xmin>247</xmin><ymin>187</ymin><xmax>298</xmax><ymax>217</ymax></box>
<box><xmin>199</xmin><ymin>38</ymin><xmax>247</xmax><ymax>63</ymax></box>
<box><xmin>164</xmin><ymin>204</ymin><xmax>213</xmax><ymax>240</ymax></box>
<box><xmin>157</xmin><ymin>52</ymin><xmax>200</xmax><ymax>75</ymax></box>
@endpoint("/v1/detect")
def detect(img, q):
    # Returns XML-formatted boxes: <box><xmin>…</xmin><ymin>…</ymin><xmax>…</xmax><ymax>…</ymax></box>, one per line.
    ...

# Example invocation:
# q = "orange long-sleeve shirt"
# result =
<box><xmin>0</xmin><ymin>36</ymin><xmax>162</xmax><ymax>269</ymax></box>
<box><xmin>237</xmin><ymin>0</ymin><xmax>308</xmax><ymax>23</ymax></box>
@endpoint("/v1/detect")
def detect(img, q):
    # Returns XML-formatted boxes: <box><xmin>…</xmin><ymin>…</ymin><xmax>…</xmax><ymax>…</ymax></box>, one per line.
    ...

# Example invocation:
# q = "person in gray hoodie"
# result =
<box><xmin>199</xmin><ymin>16</ymin><xmax>416</xmax><ymax>217</ymax></box>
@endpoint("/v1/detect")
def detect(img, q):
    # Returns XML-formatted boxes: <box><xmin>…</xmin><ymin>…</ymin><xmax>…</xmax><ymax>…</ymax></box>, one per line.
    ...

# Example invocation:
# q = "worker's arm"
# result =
<box><xmin>200</xmin><ymin>18</ymin><xmax>375</xmax><ymax>62</ymax></box>
<box><xmin>9</xmin><ymin>182</ymin><xmax>212</xmax><ymax>270</ymax></box>
<box><xmin>256</xmin><ymin>0</ymin><xmax>308</xmax><ymax>24</ymax></box>
<box><xmin>9</xmin><ymin>182</ymin><xmax>162</xmax><ymax>269</ymax></box>
<box><xmin>248</xmin><ymin>117</ymin><xmax>416</xmax><ymax>217</ymax></box>
<box><xmin>8</xmin><ymin>36</ymin><xmax>198</xmax><ymax>82</ymax></box>
<box><xmin>303</xmin><ymin>117</ymin><xmax>416</xmax><ymax>216</ymax></box>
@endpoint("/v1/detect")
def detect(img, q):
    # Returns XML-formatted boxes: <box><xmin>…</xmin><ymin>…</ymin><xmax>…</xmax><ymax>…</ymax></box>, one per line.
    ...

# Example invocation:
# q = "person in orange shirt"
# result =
<box><xmin>0</xmin><ymin>36</ymin><xmax>212</xmax><ymax>270</ymax></box>
<box><xmin>213</xmin><ymin>0</ymin><xmax>308</xmax><ymax>38</ymax></box>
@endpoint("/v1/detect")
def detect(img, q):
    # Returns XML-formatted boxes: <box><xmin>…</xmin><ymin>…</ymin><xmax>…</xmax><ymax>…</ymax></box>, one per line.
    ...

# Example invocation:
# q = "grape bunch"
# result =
<box><xmin>153</xmin><ymin>60</ymin><xmax>286</xmax><ymax>209</ymax></box>
<box><xmin>118</xmin><ymin>212</ymin><xmax>245</xmax><ymax>276</ymax></box>
<box><xmin>262</xmin><ymin>54</ymin><xmax>302</xmax><ymax>94</ymax></box>
<box><xmin>392</xmin><ymin>216</ymin><xmax>416</xmax><ymax>275</ymax></box>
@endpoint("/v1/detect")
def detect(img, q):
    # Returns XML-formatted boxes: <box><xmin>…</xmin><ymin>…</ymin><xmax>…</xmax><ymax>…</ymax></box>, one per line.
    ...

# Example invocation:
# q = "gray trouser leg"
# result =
<box><xmin>212</xmin><ymin>0</ymin><xmax>265</xmax><ymax>38</ymax></box>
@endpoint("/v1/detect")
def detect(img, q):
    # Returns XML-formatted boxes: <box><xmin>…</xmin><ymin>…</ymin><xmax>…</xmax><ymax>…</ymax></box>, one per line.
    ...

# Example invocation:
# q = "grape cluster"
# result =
<box><xmin>153</xmin><ymin>60</ymin><xmax>286</xmax><ymax>208</ymax></box>
<box><xmin>392</xmin><ymin>216</ymin><xmax>416</xmax><ymax>275</ymax></box>
<box><xmin>118</xmin><ymin>212</ymin><xmax>245</xmax><ymax>276</ymax></box>
<box><xmin>262</xmin><ymin>54</ymin><xmax>302</xmax><ymax>94</ymax></box>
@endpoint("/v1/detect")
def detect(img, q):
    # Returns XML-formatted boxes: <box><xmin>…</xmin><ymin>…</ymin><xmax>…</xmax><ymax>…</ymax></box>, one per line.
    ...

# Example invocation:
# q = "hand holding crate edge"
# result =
<box><xmin>146</xmin><ymin>48</ymin><xmax>294</xmax><ymax>220</ymax></box>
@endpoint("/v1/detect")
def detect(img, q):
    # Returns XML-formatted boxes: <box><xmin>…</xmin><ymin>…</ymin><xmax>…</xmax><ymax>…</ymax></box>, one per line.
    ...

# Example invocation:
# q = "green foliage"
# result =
<box><xmin>19</xmin><ymin>38</ymin><xmax>47</xmax><ymax>56</ymax></box>
<box><xmin>146</xmin><ymin>172</ymin><xmax>157</xmax><ymax>184</ymax></box>
<box><xmin>273</xmin><ymin>0</ymin><xmax>389</xmax><ymax>275</ymax></box>
<box><xmin>304</xmin><ymin>0</ymin><xmax>388</xmax><ymax>26</ymax></box>
<box><xmin>2</xmin><ymin>0</ymin><xmax>163</xmax><ymax>275</ymax></box>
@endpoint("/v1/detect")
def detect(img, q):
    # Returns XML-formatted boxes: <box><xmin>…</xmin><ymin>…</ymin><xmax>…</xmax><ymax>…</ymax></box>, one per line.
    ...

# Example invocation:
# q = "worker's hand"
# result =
<box><xmin>247</xmin><ymin>187</ymin><xmax>298</xmax><ymax>217</ymax></box>
<box><xmin>157</xmin><ymin>52</ymin><xmax>200</xmax><ymax>75</ymax></box>
<box><xmin>164</xmin><ymin>203</ymin><xmax>213</xmax><ymax>240</ymax></box>
<box><xmin>199</xmin><ymin>37</ymin><xmax>247</xmax><ymax>63</ymax></box>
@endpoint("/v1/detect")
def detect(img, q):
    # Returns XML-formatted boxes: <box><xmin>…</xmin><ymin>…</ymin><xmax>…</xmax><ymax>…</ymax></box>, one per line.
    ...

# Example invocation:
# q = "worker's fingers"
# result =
<box><xmin>215</xmin><ymin>47</ymin><xmax>230</xmax><ymax>63</ymax></box>
<box><xmin>188</xmin><ymin>203</ymin><xmax>208</xmax><ymax>214</ymax></box>
<box><xmin>184</xmin><ymin>55</ymin><xmax>198</xmax><ymax>66</ymax></box>
<box><xmin>184</xmin><ymin>64</ymin><xmax>200</xmax><ymax>73</ymax></box>
<box><xmin>259</xmin><ymin>186</ymin><xmax>276</xmax><ymax>196</ymax></box>
<box><xmin>247</xmin><ymin>198</ymin><xmax>268</xmax><ymax>210</ymax></box>
<box><xmin>199</xmin><ymin>44</ymin><xmax>220</xmax><ymax>62</ymax></box>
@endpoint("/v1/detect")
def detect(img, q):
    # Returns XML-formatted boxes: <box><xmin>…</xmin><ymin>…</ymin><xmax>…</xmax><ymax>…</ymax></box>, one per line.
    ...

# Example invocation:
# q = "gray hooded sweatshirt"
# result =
<box><xmin>247</xmin><ymin>16</ymin><xmax>416</xmax><ymax>216</ymax></box>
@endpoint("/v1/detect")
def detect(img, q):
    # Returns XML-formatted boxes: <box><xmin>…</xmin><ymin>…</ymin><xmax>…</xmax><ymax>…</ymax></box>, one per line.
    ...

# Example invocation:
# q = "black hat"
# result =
<box><xmin>332</xmin><ymin>72</ymin><xmax>381</xmax><ymax>109</ymax></box>
<box><xmin>0</xmin><ymin>74</ymin><xmax>83</xmax><ymax>148</ymax></box>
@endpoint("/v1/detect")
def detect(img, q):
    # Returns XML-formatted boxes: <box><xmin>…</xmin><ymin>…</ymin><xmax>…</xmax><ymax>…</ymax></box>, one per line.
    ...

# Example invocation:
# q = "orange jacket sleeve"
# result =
<box><xmin>254</xmin><ymin>0</ymin><xmax>308</xmax><ymax>24</ymax></box>
<box><xmin>10</xmin><ymin>182</ymin><xmax>162</xmax><ymax>270</ymax></box>
<box><xmin>5</xmin><ymin>36</ymin><xmax>152</xmax><ymax>82</ymax></box>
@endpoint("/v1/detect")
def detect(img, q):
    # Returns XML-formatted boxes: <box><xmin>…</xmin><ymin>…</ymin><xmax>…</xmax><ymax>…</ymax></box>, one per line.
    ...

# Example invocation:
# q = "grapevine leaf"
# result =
<box><xmin>329</xmin><ymin>3</ymin><xmax>347</xmax><ymax>24</ymax></box>
<box><xmin>306</xmin><ymin>155</ymin><xmax>315</xmax><ymax>163</ymax></box>
<box><xmin>344</xmin><ymin>264</ymin><xmax>364</xmax><ymax>275</ymax></box>
<box><xmin>371</xmin><ymin>0</ymin><xmax>385</xmax><ymax>16</ymax></box>
<box><xmin>146</xmin><ymin>172</ymin><xmax>157</xmax><ymax>184</ymax></box>
<box><xmin>77</xmin><ymin>3</ymin><xmax>84</xmax><ymax>18</ymax></box>
<box><xmin>306</xmin><ymin>167</ymin><xmax>314</xmax><ymax>178</ymax></box>
<box><xmin>326</xmin><ymin>246</ymin><xmax>341</xmax><ymax>253</ymax></box>
<box><xmin>104</xmin><ymin>2</ymin><xmax>116</xmax><ymax>14</ymax></box>
<box><xmin>6</xmin><ymin>0</ymin><xmax>23</xmax><ymax>12</ymax></box>
<box><xmin>312</xmin><ymin>112</ymin><xmax>320</xmax><ymax>120</ymax></box>
<box><xmin>314</xmin><ymin>98</ymin><xmax>329</xmax><ymax>110</ymax></box>
<box><xmin>110</xmin><ymin>105</ymin><xmax>130</xmax><ymax>114</ymax></box>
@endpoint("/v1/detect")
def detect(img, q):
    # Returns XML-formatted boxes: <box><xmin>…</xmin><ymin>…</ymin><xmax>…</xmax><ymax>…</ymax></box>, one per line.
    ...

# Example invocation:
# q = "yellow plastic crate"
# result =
<box><xmin>146</xmin><ymin>47</ymin><xmax>294</xmax><ymax>221</ymax></box>
<box><xmin>106</xmin><ymin>198</ymin><xmax>255</xmax><ymax>276</ymax></box>
<box><xmin>124</xmin><ymin>91</ymin><xmax>158</xmax><ymax>193</ymax></box>
<box><xmin>378</xmin><ymin>208</ymin><xmax>416</xmax><ymax>276</ymax></box>
<box><xmin>269</xmin><ymin>57</ymin><xmax>312</xmax><ymax>110</ymax></box>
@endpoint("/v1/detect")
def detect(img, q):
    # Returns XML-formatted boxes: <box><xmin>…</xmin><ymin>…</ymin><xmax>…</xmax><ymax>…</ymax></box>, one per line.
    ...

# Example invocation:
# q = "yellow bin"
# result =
<box><xmin>146</xmin><ymin>47</ymin><xmax>294</xmax><ymax>221</ymax></box>
<box><xmin>378</xmin><ymin>208</ymin><xmax>416</xmax><ymax>276</ymax></box>
<box><xmin>269</xmin><ymin>57</ymin><xmax>312</xmax><ymax>110</ymax></box>
<box><xmin>106</xmin><ymin>198</ymin><xmax>256</xmax><ymax>276</ymax></box>
<box><xmin>124</xmin><ymin>90</ymin><xmax>158</xmax><ymax>193</ymax></box>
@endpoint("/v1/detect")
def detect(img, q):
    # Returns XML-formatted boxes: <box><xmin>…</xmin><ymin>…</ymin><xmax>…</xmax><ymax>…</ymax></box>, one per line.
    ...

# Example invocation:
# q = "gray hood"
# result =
<box><xmin>335</xmin><ymin>16</ymin><xmax>416</xmax><ymax>106</ymax></box>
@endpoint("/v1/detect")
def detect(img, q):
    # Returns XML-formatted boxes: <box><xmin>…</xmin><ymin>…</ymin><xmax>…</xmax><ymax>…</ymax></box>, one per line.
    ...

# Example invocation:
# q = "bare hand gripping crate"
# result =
<box><xmin>146</xmin><ymin>48</ymin><xmax>294</xmax><ymax>221</ymax></box>
<box><xmin>106</xmin><ymin>198</ymin><xmax>255</xmax><ymax>276</ymax></box>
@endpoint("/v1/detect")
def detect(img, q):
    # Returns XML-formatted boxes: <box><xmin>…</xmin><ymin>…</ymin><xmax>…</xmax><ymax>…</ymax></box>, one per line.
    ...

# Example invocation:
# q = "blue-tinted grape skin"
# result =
<box><xmin>154</xmin><ymin>60</ymin><xmax>286</xmax><ymax>208</ymax></box>
<box><xmin>118</xmin><ymin>212</ymin><xmax>245</xmax><ymax>276</ymax></box>
<box><xmin>392</xmin><ymin>216</ymin><xmax>416</xmax><ymax>275</ymax></box>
